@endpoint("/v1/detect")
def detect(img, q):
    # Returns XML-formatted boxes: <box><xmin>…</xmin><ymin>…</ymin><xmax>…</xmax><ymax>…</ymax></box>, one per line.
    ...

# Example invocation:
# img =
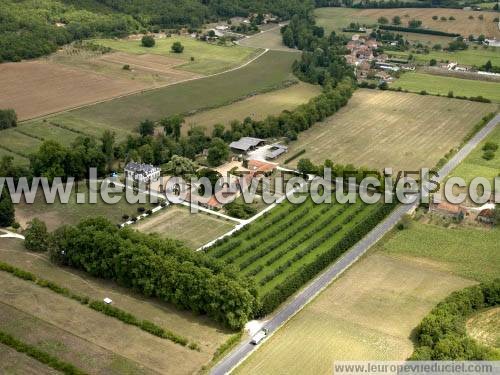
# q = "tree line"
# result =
<box><xmin>411</xmin><ymin>279</ymin><xmax>499</xmax><ymax>360</ymax></box>
<box><xmin>47</xmin><ymin>217</ymin><xmax>258</xmax><ymax>330</ymax></box>
<box><xmin>1</xmin><ymin>0</ymin><xmax>313</xmax><ymax>62</ymax></box>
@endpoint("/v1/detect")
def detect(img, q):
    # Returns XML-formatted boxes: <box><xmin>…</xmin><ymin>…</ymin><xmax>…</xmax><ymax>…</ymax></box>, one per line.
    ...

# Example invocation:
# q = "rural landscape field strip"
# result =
<box><xmin>392</xmin><ymin>72</ymin><xmax>500</xmax><ymax>102</ymax></box>
<box><xmin>0</xmin><ymin>260</ymin><xmax>197</xmax><ymax>348</ymax></box>
<box><xmin>13</xmin><ymin>50</ymin><xmax>296</xmax><ymax>149</ymax></box>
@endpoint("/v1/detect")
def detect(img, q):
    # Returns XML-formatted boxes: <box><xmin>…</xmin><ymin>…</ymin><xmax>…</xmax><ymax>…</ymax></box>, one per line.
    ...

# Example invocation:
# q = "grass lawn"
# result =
<box><xmin>450</xmin><ymin>124</ymin><xmax>500</xmax><ymax>183</ymax></box>
<box><xmin>235</xmin><ymin>253</ymin><xmax>473</xmax><ymax>374</ymax></box>
<box><xmin>391</xmin><ymin>72</ymin><xmax>500</xmax><ymax>102</ymax></box>
<box><xmin>95</xmin><ymin>36</ymin><xmax>262</xmax><ymax>75</ymax></box>
<box><xmin>280</xmin><ymin>89</ymin><xmax>497</xmax><ymax>172</ymax></box>
<box><xmin>238</xmin><ymin>27</ymin><xmax>299</xmax><ymax>52</ymax></box>
<box><xmin>0</xmin><ymin>237</ymin><xmax>234</xmax><ymax>371</ymax></box>
<box><xmin>15</xmin><ymin>183</ymin><xmax>157</xmax><ymax>231</ymax></box>
<box><xmin>135</xmin><ymin>206</ymin><xmax>235</xmax><ymax>249</ymax></box>
<box><xmin>22</xmin><ymin>50</ymin><xmax>297</xmax><ymax>143</ymax></box>
<box><xmin>183</xmin><ymin>82</ymin><xmax>321</xmax><ymax>134</ymax></box>
<box><xmin>378</xmin><ymin>222</ymin><xmax>500</xmax><ymax>283</ymax></box>
<box><xmin>388</xmin><ymin>47</ymin><xmax>500</xmax><ymax>67</ymax></box>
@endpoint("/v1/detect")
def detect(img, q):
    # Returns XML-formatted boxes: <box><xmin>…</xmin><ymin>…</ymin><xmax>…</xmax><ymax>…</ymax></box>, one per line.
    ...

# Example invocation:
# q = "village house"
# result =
<box><xmin>429</xmin><ymin>201</ymin><xmax>466</xmax><ymax>220</ymax></box>
<box><xmin>124</xmin><ymin>162</ymin><xmax>161</xmax><ymax>183</ymax></box>
<box><xmin>477</xmin><ymin>209</ymin><xmax>495</xmax><ymax>224</ymax></box>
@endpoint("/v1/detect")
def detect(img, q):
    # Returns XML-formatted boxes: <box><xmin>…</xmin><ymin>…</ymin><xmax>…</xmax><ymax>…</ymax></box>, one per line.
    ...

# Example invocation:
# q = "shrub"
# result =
<box><xmin>0</xmin><ymin>109</ymin><xmax>17</xmax><ymax>130</ymax></box>
<box><xmin>122</xmin><ymin>64</ymin><xmax>130</xmax><ymax>70</ymax></box>
<box><xmin>141</xmin><ymin>35</ymin><xmax>155</xmax><ymax>47</ymax></box>
<box><xmin>482</xmin><ymin>142</ymin><xmax>498</xmax><ymax>152</ymax></box>
<box><xmin>24</xmin><ymin>218</ymin><xmax>49</xmax><ymax>252</ymax></box>
<box><xmin>171</xmin><ymin>41</ymin><xmax>184</xmax><ymax>53</ymax></box>
<box><xmin>419</xmin><ymin>90</ymin><xmax>428</xmax><ymax>95</ymax></box>
<box><xmin>137</xmin><ymin>207</ymin><xmax>146</xmax><ymax>213</ymax></box>
<box><xmin>482</xmin><ymin>150</ymin><xmax>495</xmax><ymax>160</ymax></box>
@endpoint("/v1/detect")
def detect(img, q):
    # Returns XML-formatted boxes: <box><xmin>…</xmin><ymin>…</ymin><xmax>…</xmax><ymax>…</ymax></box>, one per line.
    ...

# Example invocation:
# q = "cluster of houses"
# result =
<box><xmin>345</xmin><ymin>34</ymin><xmax>414</xmax><ymax>82</ymax></box>
<box><xmin>123</xmin><ymin>137</ymin><xmax>287</xmax><ymax>211</ymax></box>
<box><xmin>429</xmin><ymin>201</ymin><xmax>497</xmax><ymax>225</ymax></box>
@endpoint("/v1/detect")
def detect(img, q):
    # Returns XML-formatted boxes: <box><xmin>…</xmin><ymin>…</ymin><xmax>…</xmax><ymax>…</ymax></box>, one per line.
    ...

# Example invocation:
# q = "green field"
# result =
<box><xmin>136</xmin><ymin>206</ymin><xmax>235</xmax><ymax>249</ymax></box>
<box><xmin>95</xmin><ymin>36</ymin><xmax>261</xmax><ymax>75</ymax></box>
<box><xmin>183</xmin><ymin>82</ymin><xmax>320</xmax><ymax>133</ymax></box>
<box><xmin>379</xmin><ymin>222</ymin><xmax>500</xmax><ymax>283</ymax></box>
<box><xmin>450</xmin><ymin>124</ymin><xmax>500</xmax><ymax>183</ymax></box>
<box><xmin>388</xmin><ymin>47</ymin><xmax>500</xmax><ymax>67</ymax></box>
<box><xmin>235</xmin><ymin>253</ymin><xmax>473</xmax><ymax>374</ymax></box>
<box><xmin>208</xmin><ymin>197</ymin><xmax>380</xmax><ymax>296</ymax></box>
<box><xmin>17</xmin><ymin>51</ymin><xmax>297</xmax><ymax>150</ymax></box>
<box><xmin>314</xmin><ymin>8</ymin><xmax>377</xmax><ymax>34</ymax></box>
<box><xmin>391</xmin><ymin>72</ymin><xmax>500</xmax><ymax>102</ymax></box>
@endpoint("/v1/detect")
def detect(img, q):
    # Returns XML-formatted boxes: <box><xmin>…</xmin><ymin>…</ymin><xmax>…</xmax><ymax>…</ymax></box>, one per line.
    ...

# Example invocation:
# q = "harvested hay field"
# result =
<box><xmin>235</xmin><ymin>253</ymin><xmax>473</xmax><ymax>374</ymax></box>
<box><xmin>49</xmin><ymin>47</ymin><xmax>201</xmax><ymax>87</ymax></box>
<box><xmin>95</xmin><ymin>36</ymin><xmax>262</xmax><ymax>75</ymax></box>
<box><xmin>356</xmin><ymin>8</ymin><xmax>500</xmax><ymax>38</ymax></box>
<box><xmin>36</xmin><ymin>50</ymin><xmax>296</xmax><ymax>138</ymax></box>
<box><xmin>0</xmin><ymin>60</ymin><xmax>148</xmax><ymax>121</ymax></box>
<box><xmin>0</xmin><ymin>343</ymin><xmax>59</xmax><ymax>375</ymax></box>
<box><xmin>281</xmin><ymin>89</ymin><xmax>497</xmax><ymax>172</ymax></box>
<box><xmin>466</xmin><ymin>307</ymin><xmax>500</xmax><ymax>350</ymax></box>
<box><xmin>135</xmin><ymin>206</ymin><xmax>235</xmax><ymax>249</ymax></box>
<box><xmin>184</xmin><ymin>82</ymin><xmax>321</xmax><ymax>134</ymax></box>
<box><xmin>315</xmin><ymin>8</ymin><xmax>500</xmax><ymax>38</ymax></box>
<box><xmin>0</xmin><ymin>237</ymin><xmax>234</xmax><ymax>373</ymax></box>
<box><xmin>0</xmin><ymin>270</ymin><xmax>205</xmax><ymax>374</ymax></box>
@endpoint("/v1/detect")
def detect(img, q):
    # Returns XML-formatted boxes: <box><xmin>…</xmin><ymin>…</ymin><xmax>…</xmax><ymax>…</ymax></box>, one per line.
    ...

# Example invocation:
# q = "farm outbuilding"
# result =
<box><xmin>229</xmin><ymin>137</ymin><xmax>265</xmax><ymax>154</ymax></box>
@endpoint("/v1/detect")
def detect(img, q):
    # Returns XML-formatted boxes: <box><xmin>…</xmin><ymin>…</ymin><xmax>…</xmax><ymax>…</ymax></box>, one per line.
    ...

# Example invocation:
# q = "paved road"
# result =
<box><xmin>210</xmin><ymin>113</ymin><xmax>500</xmax><ymax>375</ymax></box>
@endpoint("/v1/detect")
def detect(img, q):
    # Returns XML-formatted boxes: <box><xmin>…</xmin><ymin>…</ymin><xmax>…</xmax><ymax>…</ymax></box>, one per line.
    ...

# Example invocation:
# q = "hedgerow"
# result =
<box><xmin>411</xmin><ymin>279</ymin><xmax>499</xmax><ymax>360</ymax></box>
<box><xmin>0</xmin><ymin>330</ymin><xmax>87</xmax><ymax>375</ymax></box>
<box><xmin>379</xmin><ymin>25</ymin><xmax>460</xmax><ymax>37</ymax></box>
<box><xmin>0</xmin><ymin>261</ymin><xmax>196</xmax><ymax>348</ymax></box>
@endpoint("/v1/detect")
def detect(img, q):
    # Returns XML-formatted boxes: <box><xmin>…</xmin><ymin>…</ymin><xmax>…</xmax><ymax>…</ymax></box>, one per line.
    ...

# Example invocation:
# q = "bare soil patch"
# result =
<box><xmin>0</xmin><ymin>60</ymin><xmax>147</xmax><ymax>121</ymax></box>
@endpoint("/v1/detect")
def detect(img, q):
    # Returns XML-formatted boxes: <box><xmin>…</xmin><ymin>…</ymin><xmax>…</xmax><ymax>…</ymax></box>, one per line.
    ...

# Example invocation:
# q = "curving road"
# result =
<box><xmin>210</xmin><ymin>113</ymin><xmax>500</xmax><ymax>375</ymax></box>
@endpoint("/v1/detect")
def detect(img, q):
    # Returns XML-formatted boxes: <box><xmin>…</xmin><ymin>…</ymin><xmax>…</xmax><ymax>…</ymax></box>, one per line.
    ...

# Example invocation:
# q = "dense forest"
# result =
<box><xmin>0</xmin><ymin>0</ymin><xmax>313</xmax><ymax>62</ymax></box>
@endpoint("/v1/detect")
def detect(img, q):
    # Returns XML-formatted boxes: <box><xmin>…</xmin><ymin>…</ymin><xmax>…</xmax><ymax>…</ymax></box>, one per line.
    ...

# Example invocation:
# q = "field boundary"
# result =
<box><xmin>0</xmin><ymin>329</ymin><xmax>87</xmax><ymax>375</ymax></box>
<box><xmin>19</xmin><ymin>49</ymin><xmax>270</xmax><ymax>124</ymax></box>
<box><xmin>0</xmin><ymin>260</ymin><xmax>198</xmax><ymax>349</ymax></box>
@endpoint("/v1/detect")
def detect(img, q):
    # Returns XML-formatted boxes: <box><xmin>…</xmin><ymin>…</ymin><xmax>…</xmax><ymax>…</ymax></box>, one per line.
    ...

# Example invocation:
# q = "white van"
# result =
<box><xmin>250</xmin><ymin>329</ymin><xmax>267</xmax><ymax>345</ymax></box>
